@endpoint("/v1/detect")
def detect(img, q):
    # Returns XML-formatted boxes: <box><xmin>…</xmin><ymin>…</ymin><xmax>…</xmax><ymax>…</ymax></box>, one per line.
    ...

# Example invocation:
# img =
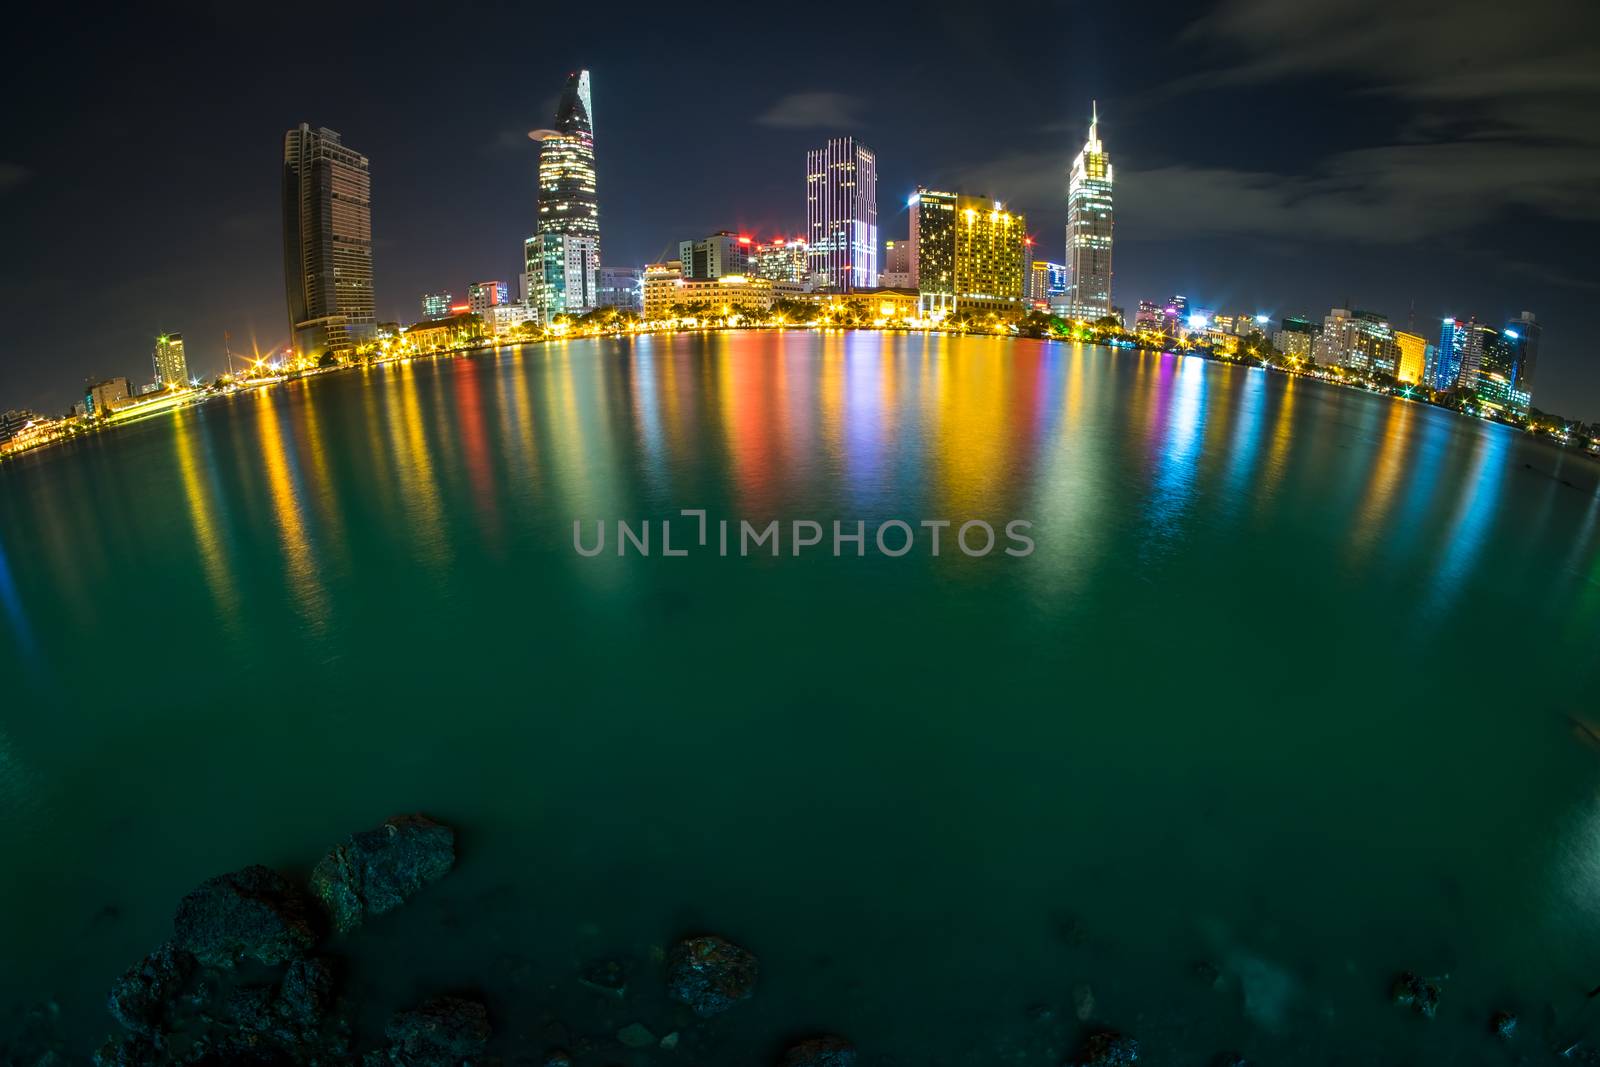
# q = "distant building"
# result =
<box><xmin>85</xmin><ymin>377</ymin><xmax>132</xmax><ymax>417</ymax></box>
<box><xmin>910</xmin><ymin>189</ymin><xmax>1026</xmax><ymax>318</ymax></box>
<box><xmin>641</xmin><ymin>261</ymin><xmax>684</xmax><ymax>321</ymax></box>
<box><xmin>1272</xmin><ymin>316</ymin><xmax>1316</xmax><ymax>361</ymax></box>
<box><xmin>1135</xmin><ymin>299</ymin><xmax>1162</xmax><ymax>329</ymax></box>
<box><xmin>597</xmin><ymin>267</ymin><xmax>642</xmax><ymax>312</ymax></box>
<box><xmin>468</xmin><ymin>281</ymin><xmax>509</xmax><ymax>317</ymax></box>
<box><xmin>678</xmin><ymin>232</ymin><xmax>751</xmax><ymax>280</ymax></box>
<box><xmin>282</xmin><ymin>124</ymin><xmax>376</xmax><ymax>358</ymax></box>
<box><xmin>1029</xmin><ymin>262</ymin><xmax>1069</xmax><ymax>305</ymax></box>
<box><xmin>1</xmin><ymin>409</ymin><xmax>40</xmax><ymax>443</ymax></box>
<box><xmin>806</xmin><ymin>137</ymin><xmax>877</xmax><ymax>290</ymax></box>
<box><xmin>751</xmin><ymin>238</ymin><xmax>809</xmax><ymax>285</ymax></box>
<box><xmin>529</xmin><ymin>70</ymin><xmax>601</xmax><ymax>321</ymax></box>
<box><xmin>1454</xmin><ymin>320</ymin><xmax>1500</xmax><ymax>391</ymax></box>
<box><xmin>880</xmin><ymin>238</ymin><xmax>913</xmax><ymax>288</ymax></box>
<box><xmin>1393</xmin><ymin>330</ymin><xmax>1427</xmax><ymax>384</ymax></box>
<box><xmin>641</xmin><ymin>263</ymin><xmax>803</xmax><ymax>320</ymax></box>
<box><xmin>421</xmin><ymin>292</ymin><xmax>452</xmax><ymax>320</ymax></box>
<box><xmin>1471</xmin><ymin>329</ymin><xmax>1529</xmax><ymax>411</ymax></box>
<box><xmin>1316</xmin><ymin>309</ymin><xmax>1399</xmax><ymax>375</ymax></box>
<box><xmin>1435</xmin><ymin>317</ymin><xmax>1466</xmax><ymax>390</ymax></box>
<box><xmin>1061</xmin><ymin>102</ymin><xmax>1114</xmax><ymax>320</ymax></box>
<box><xmin>1505</xmin><ymin>311</ymin><xmax>1540</xmax><ymax>401</ymax></box>
<box><xmin>152</xmin><ymin>333</ymin><xmax>189</xmax><ymax>388</ymax></box>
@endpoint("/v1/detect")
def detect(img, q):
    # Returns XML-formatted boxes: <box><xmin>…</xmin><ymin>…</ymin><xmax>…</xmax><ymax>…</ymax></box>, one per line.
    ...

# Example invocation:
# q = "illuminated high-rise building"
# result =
<box><xmin>1435</xmin><ymin>317</ymin><xmax>1465</xmax><ymax>390</ymax></box>
<box><xmin>528</xmin><ymin>70</ymin><xmax>600</xmax><ymax>320</ymax></box>
<box><xmin>1505</xmin><ymin>311</ymin><xmax>1540</xmax><ymax>399</ymax></box>
<box><xmin>420</xmin><ymin>292</ymin><xmax>452</xmax><ymax>320</ymax></box>
<box><xmin>1029</xmin><ymin>261</ymin><xmax>1068</xmax><ymax>305</ymax></box>
<box><xmin>910</xmin><ymin>188</ymin><xmax>1025</xmax><ymax>317</ymax></box>
<box><xmin>1454</xmin><ymin>319</ymin><xmax>1499</xmax><ymax>391</ymax></box>
<box><xmin>1062</xmin><ymin>102</ymin><xmax>1113</xmax><ymax>319</ymax></box>
<box><xmin>468</xmin><ymin>281</ymin><xmax>509</xmax><ymax>315</ymax></box>
<box><xmin>752</xmin><ymin>237</ymin><xmax>809</xmax><ymax>285</ymax></box>
<box><xmin>152</xmin><ymin>333</ymin><xmax>189</xmax><ymax>388</ymax></box>
<box><xmin>805</xmin><ymin>137</ymin><xmax>877</xmax><ymax>290</ymax></box>
<box><xmin>1393</xmin><ymin>330</ymin><xmax>1427</xmax><ymax>384</ymax></box>
<box><xmin>282</xmin><ymin>124</ymin><xmax>376</xmax><ymax>358</ymax></box>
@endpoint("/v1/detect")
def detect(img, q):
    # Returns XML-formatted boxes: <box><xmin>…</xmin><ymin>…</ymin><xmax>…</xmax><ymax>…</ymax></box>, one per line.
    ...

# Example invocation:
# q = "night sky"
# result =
<box><xmin>5</xmin><ymin>0</ymin><xmax>1597</xmax><ymax>418</ymax></box>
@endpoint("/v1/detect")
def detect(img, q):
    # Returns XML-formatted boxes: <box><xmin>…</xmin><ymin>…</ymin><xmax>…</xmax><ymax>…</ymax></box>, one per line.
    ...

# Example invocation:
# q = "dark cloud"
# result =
<box><xmin>756</xmin><ymin>92</ymin><xmax>862</xmax><ymax>130</ymax></box>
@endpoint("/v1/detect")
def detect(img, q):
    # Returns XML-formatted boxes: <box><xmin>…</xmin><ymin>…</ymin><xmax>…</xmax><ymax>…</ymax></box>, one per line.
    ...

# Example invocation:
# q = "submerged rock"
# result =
<box><xmin>1212</xmin><ymin>1054</ymin><xmax>1249</xmax><ymax>1067</ymax></box>
<box><xmin>781</xmin><ymin>1034</ymin><xmax>858</xmax><ymax>1066</ymax></box>
<box><xmin>665</xmin><ymin>935</ymin><xmax>758</xmax><ymax>1017</ymax></box>
<box><xmin>1072</xmin><ymin>983</ymin><xmax>1096</xmax><ymax>1021</ymax></box>
<box><xmin>1391</xmin><ymin>971</ymin><xmax>1440</xmax><ymax>1019</ymax></box>
<box><xmin>1071</xmin><ymin>1029</ymin><xmax>1140</xmax><ymax>1066</ymax></box>
<box><xmin>93</xmin><ymin>1033</ymin><xmax>159</xmax><ymax>1066</ymax></box>
<box><xmin>381</xmin><ymin>995</ymin><xmax>489</xmax><ymax>1065</ymax></box>
<box><xmin>617</xmin><ymin>1023</ymin><xmax>656</xmax><ymax>1048</ymax></box>
<box><xmin>107</xmin><ymin>942</ymin><xmax>194</xmax><ymax>1036</ymax></box>
<box><xmin>1491</xmin><ymin>1010</ymin><xmax>1517</xmax><ymax>1039</ymax></box>
<box><xmin>310</xmin><ymin>814</ymin><xmax>456</xmax><ymax>933</ymax></box>
<box><xmin>173</xmin><ymin>866</ymin><xmax>317</xmax><ymax>968</ymax></box>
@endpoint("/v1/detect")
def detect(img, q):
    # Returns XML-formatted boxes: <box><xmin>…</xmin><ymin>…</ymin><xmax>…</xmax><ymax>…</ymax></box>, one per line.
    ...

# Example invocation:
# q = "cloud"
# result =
<box><xmin>1114</xmin><ymin>0</ymin><xmax>1600</xmax><ymax>245</ymax></box>
<box><xmin>0</xmin><ymin>163</ymin><xmax>33</xmax><ymax>194</ymax></box>
<box><xmin>756</xmin><ymin>92</ymin><xmax>862</xmax><ymax>130</ymax></box>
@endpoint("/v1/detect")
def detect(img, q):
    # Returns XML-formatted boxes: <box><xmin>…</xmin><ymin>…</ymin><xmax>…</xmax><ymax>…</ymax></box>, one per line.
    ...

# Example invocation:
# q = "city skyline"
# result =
<box><xmin>3</xmin><ymin>0</ymin><xmax>1597</xmax><ymax>418</ymax></box>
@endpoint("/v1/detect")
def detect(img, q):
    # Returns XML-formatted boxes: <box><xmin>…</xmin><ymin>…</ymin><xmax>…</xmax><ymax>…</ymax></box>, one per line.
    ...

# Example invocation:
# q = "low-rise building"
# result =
<box><xmin>643</xmin><ymin>262</ymin><xmax>804</xmax><ymax>320</ymax></box>
<box><xmin>597</xmin><ymin>267</ymin><xmax>642</xmax><ymax>312</ymax></box>
<box><xmin>84</xmin><ymin>377</ymin><xmax>132</xmax><ymax>417</ymax></box>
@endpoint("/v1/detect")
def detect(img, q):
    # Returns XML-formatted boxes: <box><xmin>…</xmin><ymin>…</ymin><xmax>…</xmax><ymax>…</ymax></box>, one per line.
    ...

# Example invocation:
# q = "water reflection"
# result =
<box><xmin>173</xmin><ymin>408</ymin><xmax>239</xmax><ymax>625</ymax></box>
<box><xmin>256</xmin><ymin>389</ymin><xmax>329</xmax><ymax>631</ymax></box>
<box><xmin>1426</xmin><ymin>425</ymin><xmax>1510</xmax><ymax>613</ymax></box>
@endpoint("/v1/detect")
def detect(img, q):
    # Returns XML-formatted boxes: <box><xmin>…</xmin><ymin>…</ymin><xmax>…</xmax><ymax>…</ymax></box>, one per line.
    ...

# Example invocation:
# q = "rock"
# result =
<box><xmin>1194</xmin><ymin>960</ymin><xmax>1223</xmax><ymax>990</ymax></box>
<box><xmin>781</xmin><ymin>1034</ymin><xmax>857</xmax><ymax>1066</ymax></box>
<box><xmin>1491</xmin><ymin>1010</ymin><xmax>1517</xmax><ymax>1038</ymax></box>
<box><xmin>1212</xmin><ymin>1055</ymin><xmax>1249</xmax><ymax>1067</ymax></box>
<box><xmin>665</xmin><ymin>935</ymin><xmax>758</xmax><ymax>1017</ymax></box>
<box><xmin>92</xmin><ymin>1034</ymin><xmax>159</xmax><ymax>1066</ymax></box>
<box><xmin>172</xmin><ymin>866</ymin><xmax>318</xmax><ymax>967</ymax></box>
<box><xmin>1391</xmin><ymin>971</ymin><xmax>1440</xmax><ymax>1019</ymax></box>
<box><xmin>617</xmin><ymin>1023</ymin><xmax>656</xmax><ymax>1048</ymax></box>
<box><xmin>1027</xmin><ymin>1002</ymin><xmax>1059</xmax><ymax>1023</ymax></box>
<box><xmin>383</xmin><ymin>995</ymin><xmax>489</xmax><ymax>1065</ymax></box>
<box><xmin>310</xmin><ymin>814</ymin><xmax>455</xmax><ymax>934</ymax></box>
<box><xmin>1071</xmin><ymin>1029</ymin><xmax>1140</xmax><ymax>1066</ymax></box>
<box><xmin>660</xmin><ymin>1031</ymin><xmax>680</xmax><ymax>1050</ymax></box>
<box><xmin>541</xmin><ymin>1052</ymin><xmax>573</xmax><ymax>1067</ymax></box>
<box><xmin>108</xmin><ymin>942</ymin><xmax>194</xmax><ymax>1036</ymax></box>
<box><xmin>278</xmin><ymin>956</ymin><xmax>336</xmax><ymax>1031</ymax></box>
<box><xmin>579</xmin><ymin>957</ymin><xmax>630</xmax><ymax>999</ymax></box>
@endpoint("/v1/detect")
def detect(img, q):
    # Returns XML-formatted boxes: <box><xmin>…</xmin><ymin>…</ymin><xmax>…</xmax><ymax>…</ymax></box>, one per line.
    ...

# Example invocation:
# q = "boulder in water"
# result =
<box><xmin>382</xmin><ymin>995</ymin><xmax>489</xmax><ymax>1065</ymax></box>
<box><xmin>310</xmin><ymin>814</ymin><xmax>456</xmax><ymax>933</ymax></box>
<box><xmin>665</xmin><ymin>935</ymin><xmax>757</xmax><ymax>1017</ymax></box>
<box><xmin>1071</xmin><ymin>1029</ymin><xmax>1140</xmax><ymax>1066</ymax></box>
<box><xmin>1491</xmin><ymin>1010</ymin><xmax>1517</xmax><ymax>1039</ymax></box>
<box><xmin>781</xmin><ymin>1034</ymin><xmax>858</xmax><ymax>1066</ymax></box>
<box><xmin>107</xmin><ymin>942</ymin><xmax>193</xmax><ymax>1037</ymax></box>
<box><xmin>172</xmin><ymin>865</ymin><xmax>317</xmax><ymax>967</ymax></box>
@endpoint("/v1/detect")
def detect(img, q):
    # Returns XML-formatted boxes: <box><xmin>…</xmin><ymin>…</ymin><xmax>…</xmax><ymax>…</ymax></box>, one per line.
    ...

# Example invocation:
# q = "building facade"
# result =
<box><xmin>751</xmin><ymin>238</ymin><xmax>809</xmax><ymax>285</ymax></box>
<box><xmin>1393</xmin><ymin>330</ymin><xmax>1427</xmax><ymax>384</ymax></box>
<box><xmin>282</xmin><ymin>124</ymin><xmax>375</xmax><ymax>358</ymax></box>
<box><xmin>1435</xmin><ymin>317</ymin><xmax>1465</xmax><ymax>390</ymax></box>
<box><xmin>84</xmin><ymin>377</ymin><xmax>132</xmax><ymax>417</ymax></box>
<box><xmin>597</xmin><ymin>267</ymin><xmax>642</xmax><ymax>312</ymax></box>
<box><xmin>152</xmin><ymin>333</ymin><xmax>189</xmax><ymax>388</ymax></box>
<box><xmin>1505</xmin><ymin>311</ymin><xmax>1540</xmax><ymax>401</ymax></box>
<box><xmin>1028</xmin><ymin>261</ymin><xmax>1069</xmax><ymax>306</ymax></box>
<box><xmin>421</xmin><ymin>292</ymin><xmax>452</xmax><ymax>320</ymax></box>
<box><xmin>1061</xmin><ymin>103</ymin><xmax>1113</xmax><ymax>320</ymax></box>
<box><xmin>641</xmin><ymin>263</ymin><xmax>802</xmax><ymax>321</ymax></box>
<box><xmin>805</xmin><ymin>137</ymin><xmax>877</xmax><ymax>290</ymax></box>
<box><xmin>529</xmin><ymin>70</ymin><xmax>600</xmax><ymax>321</ymax></box>
<box><xmin>678</xmin><ymin>232</ymin><xmax>751</xmax><ymax>280</ymax></box>
<box><xmin>911</xmin><ymin>189</ymin><xmax>1026</xmax><ymax>318</ymax></box>
<box><xmin>468</xmin><ymin>281</ymin><xmax>509</xmax><ymax>316</ymax></box>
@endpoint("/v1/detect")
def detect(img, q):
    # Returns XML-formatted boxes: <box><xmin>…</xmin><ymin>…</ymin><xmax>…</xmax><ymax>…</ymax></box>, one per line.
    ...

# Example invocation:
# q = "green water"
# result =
<box><xmin>2</xmin><ymin>332</ymin><xmax>1600</xmax><ymax>1063</ymax></box>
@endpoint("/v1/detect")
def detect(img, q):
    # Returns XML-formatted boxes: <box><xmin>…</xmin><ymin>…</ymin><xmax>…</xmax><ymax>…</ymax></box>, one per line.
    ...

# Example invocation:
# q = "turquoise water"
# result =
<box><xmin>2</xmin><ymin>331</ymin><xmax>1600</xmax><ymax>1063</ymax></box>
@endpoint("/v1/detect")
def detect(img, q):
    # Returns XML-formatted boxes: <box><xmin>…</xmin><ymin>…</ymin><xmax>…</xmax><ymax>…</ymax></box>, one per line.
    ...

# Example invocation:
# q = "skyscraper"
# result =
<box><xmin>528</xmin><ymin>70</ymin><xmax>600</xmax><ymax>321</ymax></box>
<box><xmin>1505</xmin><ymin>311</ymin><xmax>1541</xmax><ymax>399</ymax></box>
<box><xmin>1062</xmin><ymin>102</ymin><xmax>1113</xmax><ymax>320</ymax></box>
<box><xmin>1393</xmin><ymin>330</ymin><xmax>1427</xmax><ymax>384</ymax></box>
<box><xmin>152</xmin><ymin>333</ymin><xmax>189</xmax><ymax>388</ymax></box>
<box><xmin>1435</xmin><ymin>317</ymin><xmax>1465</xmax><ymax>390</ymax></box>
<box><xmin>420</xmin><ymin>292</ymin><xmax>452</xmax><ymax>320</ymax></box>
<box><xmin>806</xmin><ymin>137</ymin><xmax>877</xmax><ymax>291</ymax></box>
<box><xmin>282</xmin><ymin>125</ymin><xmax>376</xmax><ymax>359</ymax></box>
<box><xmin>678</xmin><ymin>232</ymin><xmax>751</xmax><ymax>280</ymax></box>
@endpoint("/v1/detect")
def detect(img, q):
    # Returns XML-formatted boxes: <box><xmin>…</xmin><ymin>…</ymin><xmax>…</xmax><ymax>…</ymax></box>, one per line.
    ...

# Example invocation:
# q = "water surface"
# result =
<box><xmin>3</xmin><ymin>332</ymin><xmax>1600</xmax><ymax>1062</ymax></box>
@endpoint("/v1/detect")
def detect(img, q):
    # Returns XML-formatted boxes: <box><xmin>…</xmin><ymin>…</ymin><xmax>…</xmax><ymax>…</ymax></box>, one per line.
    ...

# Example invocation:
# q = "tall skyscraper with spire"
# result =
<box><xmin>1060</xmin><ymin>102</ymin><xmax>1113</xmax><ymax>320</ymax></box>
<box><xmin>282</xmin><ymin>124</ymin><xmax>375</xmax><ymax>358</ymax></box>
<box><xmin>527</xmin><ymin>70</ymin><xmax>600</xmax><ymax>321</ymax></box>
